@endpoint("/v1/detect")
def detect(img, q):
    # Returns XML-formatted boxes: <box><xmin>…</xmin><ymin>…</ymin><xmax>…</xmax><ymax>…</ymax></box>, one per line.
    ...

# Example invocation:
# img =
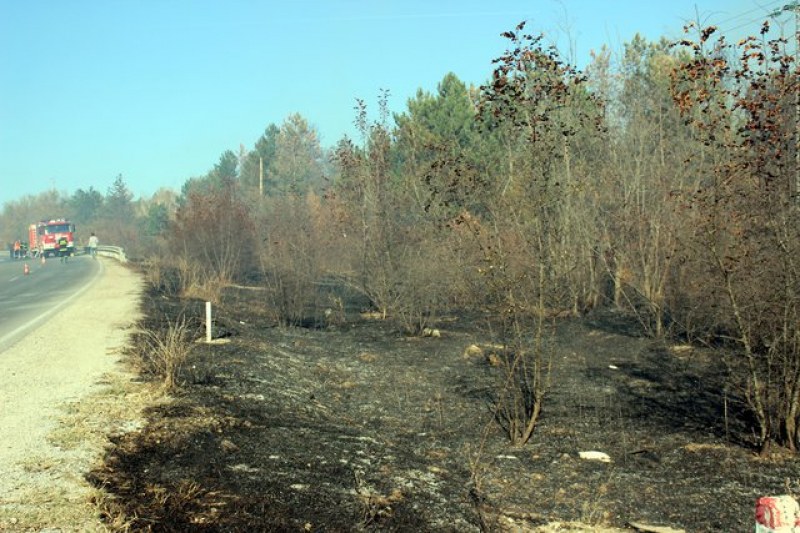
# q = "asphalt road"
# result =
<box><xmin>0</xmin><ymin>254</ymin><xmax>103</xmax><ymax>353</ymax></box>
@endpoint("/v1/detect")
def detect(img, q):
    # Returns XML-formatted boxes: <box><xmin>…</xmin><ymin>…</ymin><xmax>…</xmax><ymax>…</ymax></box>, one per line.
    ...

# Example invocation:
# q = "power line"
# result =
<box><xmin>724</xmin><ymin>16</ymin><xmax>775</xmax><ymax>34</ymax></box>
<box><xmin>675</xmin><ymin>1</ymin><xmax>787</xmax><ymax>40</ymax></box>
<box><xmin>711</xmin><ymin>0</ymin><xmax>784</xmax><ymax>27</ymax></box>
<box><xmin>720</xmin><ymin>4</ymin><xmax>796</xmax><ymax>35</ymax></box>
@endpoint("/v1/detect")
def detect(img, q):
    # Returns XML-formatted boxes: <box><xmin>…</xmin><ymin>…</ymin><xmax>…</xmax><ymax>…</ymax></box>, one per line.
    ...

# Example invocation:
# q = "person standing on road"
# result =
<box><xmin>88</xmin><ymin>232</ymin><xmax>99</xmax><ymax>259</ymax></box>
<box><xmin>58</xmin><ymin>236</ymin><xmax>69</xmax><ymax>263</ymax></box>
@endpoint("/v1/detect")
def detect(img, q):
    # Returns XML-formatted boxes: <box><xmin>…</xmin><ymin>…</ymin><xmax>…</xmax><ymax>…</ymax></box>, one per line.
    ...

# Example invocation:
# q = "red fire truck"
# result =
<box><xmin>29</xmin><ymin>219</ymin><xmax>76</xmax><ymax>258</ymax></box>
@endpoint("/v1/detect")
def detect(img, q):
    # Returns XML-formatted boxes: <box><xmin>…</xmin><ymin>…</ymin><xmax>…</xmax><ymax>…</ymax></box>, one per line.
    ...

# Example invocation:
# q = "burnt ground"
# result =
<box><xmin>88</xmin><ymin>282</ymin><xmax>800</xmax><ymax>532</ymax></box>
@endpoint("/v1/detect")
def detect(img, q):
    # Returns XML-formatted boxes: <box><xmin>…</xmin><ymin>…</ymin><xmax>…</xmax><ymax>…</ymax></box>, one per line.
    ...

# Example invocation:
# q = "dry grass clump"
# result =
<box><xmin>141</xmin><ymin>255</ymin><xmax>228</xmax><ymax>303</ymax></box>
<box><xmin>141</xmin><ymin>316</ymin><xmax>193</xmax><ymax>390</ymax></box>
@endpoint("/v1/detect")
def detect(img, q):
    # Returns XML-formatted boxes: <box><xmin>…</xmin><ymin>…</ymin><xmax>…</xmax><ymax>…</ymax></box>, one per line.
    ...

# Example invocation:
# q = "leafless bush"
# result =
<box><xmin>332</xmin><ymin>124</ymin><xmax>473</xmax><ymax>334</ymax></box>
<box><xmin>476</xmin><ymin>239</ymin><xmax>557</xmax><ymax>446</ymax></box>
<box><xmin>464</xmin><ymin>23</ymin><xmax>603</xmax><ymax>444</ymax></box>
<box><xmin>389</xmin><ymin>230</ymin><xmax>467</xmax><ymax>335</ymax></box>
<box><xmin>169</xmin><ymin>179</ymin><xmax>256</xmax><ymax>302</ymax></box>
<box><xmin>671</xmin><ymin>26</ymin><xmax>800</xmax><ymax>451</ymax></box>
<box><xmin>256</xmin><ymin>195</ymin><xmax>327</xmax><ymax>326</ymax></box>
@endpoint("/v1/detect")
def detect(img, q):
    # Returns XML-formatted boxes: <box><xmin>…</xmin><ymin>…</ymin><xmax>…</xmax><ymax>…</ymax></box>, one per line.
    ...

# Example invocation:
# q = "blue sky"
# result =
<box><xmin>0</xmin><ymin>0</ymin><xmax>784</xmax><ymax>206</ymax></box>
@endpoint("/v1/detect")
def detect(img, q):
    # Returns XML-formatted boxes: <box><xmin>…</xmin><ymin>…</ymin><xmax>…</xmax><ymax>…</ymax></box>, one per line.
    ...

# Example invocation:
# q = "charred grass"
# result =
<box><xmin>88</xmin><ymin>286</ymin><xmax>800</xmax><ymax>531</ymax></box>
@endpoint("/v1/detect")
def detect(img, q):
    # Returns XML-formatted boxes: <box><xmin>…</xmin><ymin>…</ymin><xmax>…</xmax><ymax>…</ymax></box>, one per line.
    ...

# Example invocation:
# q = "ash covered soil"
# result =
<box><xmin>89</xmin><ymin>282</ymin><xmax>800</xmax><ymax>532</ymax></box>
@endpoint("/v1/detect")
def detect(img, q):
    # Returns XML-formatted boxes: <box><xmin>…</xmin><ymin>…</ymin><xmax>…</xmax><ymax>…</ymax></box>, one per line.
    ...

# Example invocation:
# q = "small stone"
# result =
<box><xmin>220</xmin><ymin>439</ymin><xmax>239</xmax><ymax>453</ymax></box>
<box><xmin>578</xmin><ymin>450</ymin><xmax>611</xmax><ymax>462</ymax></box>
<box><xmin>463</xmin><ymin>344</ymin><xmax>483</xmax><ymax>358</ymax></box>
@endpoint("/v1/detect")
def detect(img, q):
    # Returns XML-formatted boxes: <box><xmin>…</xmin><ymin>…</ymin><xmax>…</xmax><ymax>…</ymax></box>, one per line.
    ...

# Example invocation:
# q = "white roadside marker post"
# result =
<box><xmin>206</xmin><ymin>301</ymin><xmax>212</xmax><ymax>343</ymax></box>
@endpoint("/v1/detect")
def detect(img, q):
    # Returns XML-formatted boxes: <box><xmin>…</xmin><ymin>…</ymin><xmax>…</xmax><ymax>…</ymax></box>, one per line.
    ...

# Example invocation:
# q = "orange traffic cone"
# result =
<box><xmin>23</xmin><ymin>263</ymin><xmax>30</xmax><ymax>275</ymax></box>
<box><xmin>41</xmin><ymin>254</ymin><xmax>46</xmax><ymax>265</ymax></box>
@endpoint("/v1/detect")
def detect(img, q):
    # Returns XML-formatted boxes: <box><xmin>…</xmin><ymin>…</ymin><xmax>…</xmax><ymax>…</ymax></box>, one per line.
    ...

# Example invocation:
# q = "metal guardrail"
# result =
<box><xmin>8</xmin><ymin>245</ymin><xmax>127</xmax><ymax>263</ymax></box>
<box><xmin>94</xmin><ymin>245</ymin><xmax>127</xmax><ymax>263</ymax></box>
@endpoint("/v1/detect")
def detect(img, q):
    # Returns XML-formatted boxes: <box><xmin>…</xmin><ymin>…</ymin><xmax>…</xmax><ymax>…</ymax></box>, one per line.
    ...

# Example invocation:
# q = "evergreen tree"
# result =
<box><xmin>69</xmin><ymin>187</ymin><xmax>104</xmax><ymax>225</ymax></box>
<box><xmin>271</xmin><ymin>113</ymin><xmax>324</xmax><ymax>195</ymax></box>
<box><xmin>104</xmin><ymin>174</ymin><xmax>134</xmax><ymax>221</ymax></box>
<box><xmin>240</xmin><ymin>123</ymin><xmax>280</xmax><ymax>193</ymax></box>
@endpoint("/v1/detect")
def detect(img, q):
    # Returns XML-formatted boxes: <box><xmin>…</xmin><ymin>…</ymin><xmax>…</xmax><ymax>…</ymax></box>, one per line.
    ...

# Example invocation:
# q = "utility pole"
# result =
<box><xmin>259</xmin><ymin>156</ymin><xmax>264</xmax><ymax>197</ymax></box>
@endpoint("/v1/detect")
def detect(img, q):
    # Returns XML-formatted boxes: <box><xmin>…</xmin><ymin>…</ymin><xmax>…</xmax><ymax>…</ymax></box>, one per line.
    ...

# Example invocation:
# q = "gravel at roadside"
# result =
<box><xmin>0</xmin><ymin>260</ymin><xmax>146</xmax><ymax>531</ymax></box>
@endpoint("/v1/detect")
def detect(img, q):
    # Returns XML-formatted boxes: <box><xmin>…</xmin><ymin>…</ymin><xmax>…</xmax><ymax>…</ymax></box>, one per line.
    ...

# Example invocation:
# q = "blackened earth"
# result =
<box><xmin>88</xmin><ymin>283</ymin><xmax>800</xmax><ymax>532</ymax></box>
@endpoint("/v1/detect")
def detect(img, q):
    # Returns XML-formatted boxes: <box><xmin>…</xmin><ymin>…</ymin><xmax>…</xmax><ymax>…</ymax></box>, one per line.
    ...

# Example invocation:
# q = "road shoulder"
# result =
<box><xmin>0</xmin><ymin>260</ymin><xmax>154</xmax><ymax>531</ymax></box>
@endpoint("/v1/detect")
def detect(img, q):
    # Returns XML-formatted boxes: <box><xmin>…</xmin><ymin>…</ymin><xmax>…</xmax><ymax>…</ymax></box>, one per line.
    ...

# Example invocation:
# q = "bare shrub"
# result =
<box><xmin>332</xmin><ymin>106</ymin><xmax>471</xmax><ymax>335</ymax></box>
<box><xmin>671</xmin><ymin>26</ymin><xmax>800</xmax><ymax>451</ymax></box>
<box><xmin>170</xmin><ymin>179</ymin><xmax>256</xmax><ymax>302</ymax></box>
<box><xmin>332</xmin><ymin>96</ymin><xmax>407</xmax><ymax>321</ymax></box>
<box><xmin>387</xmin><ymin>223</ymin><xmax>469</xmax><ymax>335</ymax></box>
<box><xmin>472</xmin><ymin>222</ymin><xmax>557</xmax><ymax>446</ymax></box>
<box><xmin>465</xmin><ymin>24</ymin><xmax>601</xmax><ymax>444</ymax></box>
<box><xmin>256</xmin><ymin>194</ymin><xmax>326</xmax><ymax>326</ymax></box>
